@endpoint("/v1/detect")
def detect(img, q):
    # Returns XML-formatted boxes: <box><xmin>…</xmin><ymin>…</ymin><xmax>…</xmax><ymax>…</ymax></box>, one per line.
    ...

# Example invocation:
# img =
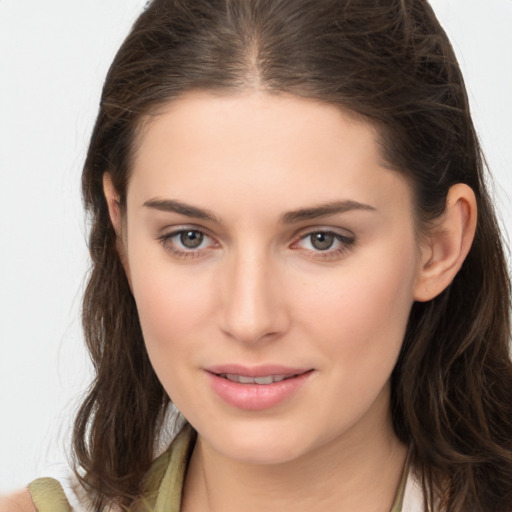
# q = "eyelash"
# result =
<box><xmin>157</xmin><ymin>228</ymin><xmax>355</xmax><ymax>260</ymax></box>
<box><xmin>293</xmin><ymin>231</ymin><xmax>355</xmax><ymax>260</ymax></box>
<box><xmin>158</xmin><ymin>228</ymin><xmax>217</xmax><ymax>260</ymax></box>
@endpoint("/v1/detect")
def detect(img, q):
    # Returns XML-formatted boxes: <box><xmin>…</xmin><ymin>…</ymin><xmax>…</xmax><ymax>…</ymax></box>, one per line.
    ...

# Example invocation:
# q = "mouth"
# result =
<box><xmin>205</xmin><ymin>364</ymin><xmax>312</xmax><ymax>383</ymax></box>
<box><xmin>205</xmin><ymin>366</ymin><xmax>313</xmax><ymax>410</ymax></box>
<box><xmin>214</xmin><ymin>373</ymin><xmax>303</xmax><ymax>385</ymax></box>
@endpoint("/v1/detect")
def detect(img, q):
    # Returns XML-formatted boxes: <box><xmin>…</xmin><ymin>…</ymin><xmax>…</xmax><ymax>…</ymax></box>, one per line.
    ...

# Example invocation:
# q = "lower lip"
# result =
<box><xmin>206</xmin><ymin>371</ymin><xmax>313</xmax><ymax>411</ymax></box>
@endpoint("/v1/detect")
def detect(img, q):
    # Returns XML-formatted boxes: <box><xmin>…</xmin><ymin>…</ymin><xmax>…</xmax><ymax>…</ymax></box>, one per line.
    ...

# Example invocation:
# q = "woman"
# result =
<box><xmin>3</xmin><ymin>0</ymin><xmax>511</xmax><ymax>510</ymax></box>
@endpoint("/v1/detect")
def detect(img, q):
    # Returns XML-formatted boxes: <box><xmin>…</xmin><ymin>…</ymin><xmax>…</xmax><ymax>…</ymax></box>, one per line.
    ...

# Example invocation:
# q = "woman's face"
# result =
<box><xmin>121</xmin><ymin>92</ymin><xmax>424</xmax><ymax>464</ymax></box>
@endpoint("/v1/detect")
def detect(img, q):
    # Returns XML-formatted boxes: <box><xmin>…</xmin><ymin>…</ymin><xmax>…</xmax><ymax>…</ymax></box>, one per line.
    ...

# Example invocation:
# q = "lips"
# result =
<box><xmin>205</xmin><ymin>365</ymin><xmax>313</xmax><ymax>410</ymax></box>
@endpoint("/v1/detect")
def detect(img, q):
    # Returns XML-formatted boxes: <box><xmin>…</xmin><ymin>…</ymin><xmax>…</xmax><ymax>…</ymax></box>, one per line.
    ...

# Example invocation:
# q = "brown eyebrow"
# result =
<box><xmin>143</xmin><ymin>198</ymin><xmax>222</xmax><ymax>224</ymax></box>
<box><xmin>143</xmin><ymin>198</ymin><xmax>375</xmax><ymax>225</ymax></box>
<box><xmin>280</xmin><ymin>201</ymin><xmax>376</xmax><ymax>224</ymax></box>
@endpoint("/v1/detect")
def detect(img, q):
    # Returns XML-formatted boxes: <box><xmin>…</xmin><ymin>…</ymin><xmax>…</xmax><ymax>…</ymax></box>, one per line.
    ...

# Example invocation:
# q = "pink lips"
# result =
<box><xmin>205</xmin><ymin>365</ymin><xmax>313</xmax><ymax>411</ymax></box>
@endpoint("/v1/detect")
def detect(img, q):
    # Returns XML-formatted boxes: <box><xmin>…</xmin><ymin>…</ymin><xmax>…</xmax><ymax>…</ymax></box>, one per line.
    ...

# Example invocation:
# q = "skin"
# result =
<box><xmin>1</xmin><ymin>91</ymin><xmax>475</xmax><ymax>512</ymax></box>
<box><xmin>0</xmin><ymin>492</ymin><xmax>34</xmax><ymax>512</ymax></box>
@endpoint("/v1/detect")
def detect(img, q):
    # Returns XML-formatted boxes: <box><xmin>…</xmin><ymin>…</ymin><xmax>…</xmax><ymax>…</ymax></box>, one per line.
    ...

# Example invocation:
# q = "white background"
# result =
<box><xmin>0</xmin><ymin>0</ymin><xmax>511</xmax><ymax>493</ymax></box>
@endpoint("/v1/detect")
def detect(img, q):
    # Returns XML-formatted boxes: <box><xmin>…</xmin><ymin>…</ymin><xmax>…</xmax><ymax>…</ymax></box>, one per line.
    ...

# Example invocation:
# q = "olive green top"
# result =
<box><xmin>28</xmin><ymin>425</ymin><xmax>407</xmax><ymax>512</ymax></box>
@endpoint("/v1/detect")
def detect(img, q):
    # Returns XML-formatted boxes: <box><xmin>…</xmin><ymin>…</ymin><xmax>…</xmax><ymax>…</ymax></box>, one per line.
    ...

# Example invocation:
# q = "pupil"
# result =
<box><xmin>180</xmin><ymin>230</ymin><xmax>203</xmax><ymax>249</ymax></box>
<box><xmin>311</xmin><ymin>232</ymin><xmax>334</xmax><ymax>250</ymax></box>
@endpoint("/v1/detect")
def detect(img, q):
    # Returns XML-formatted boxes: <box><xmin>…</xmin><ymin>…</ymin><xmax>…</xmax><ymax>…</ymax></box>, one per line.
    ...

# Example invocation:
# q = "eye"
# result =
<box><xmin>294</xmin><ymin>230</ymin><xmax>355</xmax><ymax>258</ymax></box>
<box><xmin>178</xmin><ymin>230</ymin><xmax>205</xmax><ymax>249</ymax></box>
<box><xmin>158</xmin><ymin>228</ymin><xmax>217</xmax><ymax>258</ymax></box>
<box><xmin>308</xmin><ymin>232</ymin><xmax>337</xmax><ymax>251</ymax></box>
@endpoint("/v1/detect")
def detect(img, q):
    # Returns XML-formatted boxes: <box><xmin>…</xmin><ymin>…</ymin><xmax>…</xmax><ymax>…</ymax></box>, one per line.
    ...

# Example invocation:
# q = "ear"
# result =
<box><xmin>414</xmin><ymin>184</ymin><xmax>477</xmax><ymax>302</ymax></box>
<box><xmin>103</xmin><ymin>173</ymin><xmax>132</xmax><ymax>286</ymax></box>
<box><xmin>103</xmin><ymin>173</ymin><xmax>123</xmax><ymax>234</ymax></box>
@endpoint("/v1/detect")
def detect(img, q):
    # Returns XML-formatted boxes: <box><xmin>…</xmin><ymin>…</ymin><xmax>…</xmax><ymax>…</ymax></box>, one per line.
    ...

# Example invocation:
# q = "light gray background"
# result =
<box><xmin>1</xmin><ymin>0</ymin><xmax>511</xmax><ymax>493</ymax></box>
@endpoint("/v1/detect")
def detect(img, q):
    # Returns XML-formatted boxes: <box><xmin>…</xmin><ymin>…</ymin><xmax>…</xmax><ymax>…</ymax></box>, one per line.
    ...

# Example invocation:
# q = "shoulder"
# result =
<box><xmin>0</xmin><ymin>479</ymin><xmax>73</xmax><ymax>512</ymax></box>
<box><xmin>0</xmin><ymin>489</ymin><xmax>36</xmax><ymax>512</ymax></box>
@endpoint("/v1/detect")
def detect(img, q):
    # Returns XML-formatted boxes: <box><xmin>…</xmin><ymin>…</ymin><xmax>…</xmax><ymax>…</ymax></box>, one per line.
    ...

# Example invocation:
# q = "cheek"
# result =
<box><xmin>298</xmin><ymin>242</ymin><xmax>418</xmax><ymax>372</ymax></box>
<box><xmin>130</xmin><ymin>263</ymin><xmax>216</xmax><ymax>406</ymax></box>
<box><xmin>128</xmin><ymin>249</ymin><xmax>215</xmax><ymax>363</ymax></box>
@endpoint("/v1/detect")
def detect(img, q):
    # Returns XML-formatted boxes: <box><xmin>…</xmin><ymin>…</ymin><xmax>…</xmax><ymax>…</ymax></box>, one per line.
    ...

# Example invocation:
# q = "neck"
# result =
<box><xmin>181</xmin><ymin>408</ymin><xmax>407</xmax><ymax>512</ymax></box>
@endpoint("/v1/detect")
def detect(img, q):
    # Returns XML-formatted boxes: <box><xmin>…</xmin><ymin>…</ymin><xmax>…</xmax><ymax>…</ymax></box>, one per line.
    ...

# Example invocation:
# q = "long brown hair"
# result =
<box><xmin>75</xmin><ymin>0</ymin><xmax>512</xmax><ymax>510</ymax></box>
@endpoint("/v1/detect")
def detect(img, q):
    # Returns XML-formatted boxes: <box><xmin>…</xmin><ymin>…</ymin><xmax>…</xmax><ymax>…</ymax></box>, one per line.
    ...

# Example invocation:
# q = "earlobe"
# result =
<box><xmin>103</xmin><ymin>173</ymin><xmax>132</xmax><ymax>286</ymax></box>
<box><xmin>414</xmin><ymin>184</ymin><xmax>477</xmax><ymax>302</ymax></box>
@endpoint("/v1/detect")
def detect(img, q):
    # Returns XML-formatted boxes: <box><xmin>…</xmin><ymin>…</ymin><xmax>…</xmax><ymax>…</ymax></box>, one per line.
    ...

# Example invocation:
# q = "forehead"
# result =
<box><xmin>134</xmin><ymin>91</ymin><xmax>383</xmax><ymax>163</ymax></box>
<box><xmin>128</xmin><ymin>91</ymin><xmax>411</xmax><ymax>218</ymax></box>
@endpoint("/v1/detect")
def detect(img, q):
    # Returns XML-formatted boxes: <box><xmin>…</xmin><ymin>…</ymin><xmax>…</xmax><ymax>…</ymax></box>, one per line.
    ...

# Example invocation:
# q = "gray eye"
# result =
<box><xmin>310</xmin><ymin>232</ymin><xmax>335</xmax><ymax>250</ymax></box>
<box><xmin>180</xmin><ymin>230</ymin><xmax>204</xmax><ymax>249</ymax></box>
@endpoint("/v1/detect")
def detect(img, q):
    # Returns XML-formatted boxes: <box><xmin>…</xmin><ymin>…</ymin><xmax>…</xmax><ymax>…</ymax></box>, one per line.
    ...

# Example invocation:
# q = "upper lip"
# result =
<box><xmin>205</xmin><ymin>364</ymin><xmax>312</xmax><ymax>378</ymax></box>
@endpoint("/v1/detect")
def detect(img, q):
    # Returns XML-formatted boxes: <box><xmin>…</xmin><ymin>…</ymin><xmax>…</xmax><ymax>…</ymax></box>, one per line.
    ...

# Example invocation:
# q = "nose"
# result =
<box><xmin>219</xmin><ymin>247</ymin><xmax>289</xmax><ymax>344</ymax></box>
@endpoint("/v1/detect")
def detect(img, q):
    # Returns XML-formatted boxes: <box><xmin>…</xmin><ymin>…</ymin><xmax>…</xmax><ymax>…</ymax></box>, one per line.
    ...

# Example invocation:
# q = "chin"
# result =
<box><xmin>194</xmin><ymin>418</ymin><xmax>322</xmax><ymax>466</ymax></box>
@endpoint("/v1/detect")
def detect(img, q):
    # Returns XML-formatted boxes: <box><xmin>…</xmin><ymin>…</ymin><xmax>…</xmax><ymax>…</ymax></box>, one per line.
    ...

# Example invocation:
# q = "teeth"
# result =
<box><xmin>223</xmin><ymin>374</ymin><xmax>290</xmax><ymax>384</ymax></box>
<box><xmin>254</xmin><ymin>376</ymin><xmax>274</xmax><ymax>384</ymax></box>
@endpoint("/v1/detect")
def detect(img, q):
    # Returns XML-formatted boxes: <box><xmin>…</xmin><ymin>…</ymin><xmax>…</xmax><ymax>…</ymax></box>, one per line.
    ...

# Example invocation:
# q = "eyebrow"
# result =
<box><xmin>280</xmin><ymin>201</ymin><xmax>376</xmax><ymax>224</ymax></box>
<box><xmin>143</xmin><ymin>198</ymin><xmax>376</xmax><ymax>224</ymax></box>
<box><xmin>143</xmin><ymin>198</ymin><xmax>222</xmax><ymax>224</ymax></box>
